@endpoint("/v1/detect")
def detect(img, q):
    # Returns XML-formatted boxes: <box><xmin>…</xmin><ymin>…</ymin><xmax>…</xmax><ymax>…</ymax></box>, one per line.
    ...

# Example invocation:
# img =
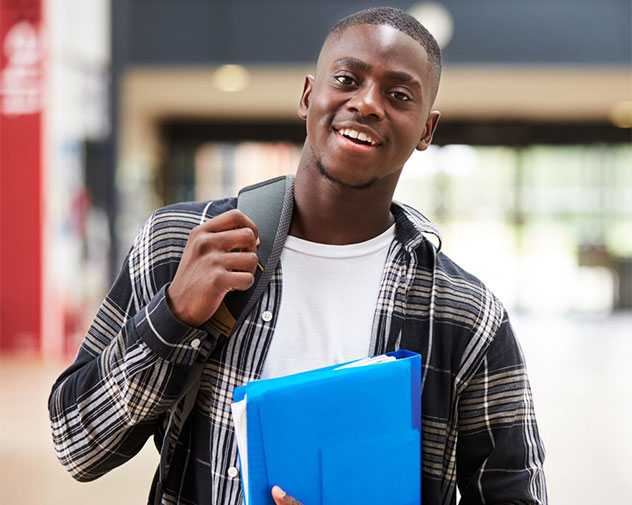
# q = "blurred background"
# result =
<box><xmin>0</xmin><ymin>0</ymin><xmax>630</xmax><ymax>503</ymax></box>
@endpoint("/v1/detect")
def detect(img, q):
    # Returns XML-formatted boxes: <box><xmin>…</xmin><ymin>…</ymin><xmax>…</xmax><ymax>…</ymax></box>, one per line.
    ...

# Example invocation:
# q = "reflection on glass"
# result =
<box><xmin>397</xmin><ymin>144</ymin><xmax>632</xmax><ymax>314</ymax></box>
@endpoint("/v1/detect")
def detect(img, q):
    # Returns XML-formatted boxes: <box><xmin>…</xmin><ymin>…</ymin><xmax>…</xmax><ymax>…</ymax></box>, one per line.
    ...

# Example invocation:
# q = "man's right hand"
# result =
<box><xmin>166</xmin><ymin>209</ymin><xmax>260</xmax><ymax>327</ymax></box>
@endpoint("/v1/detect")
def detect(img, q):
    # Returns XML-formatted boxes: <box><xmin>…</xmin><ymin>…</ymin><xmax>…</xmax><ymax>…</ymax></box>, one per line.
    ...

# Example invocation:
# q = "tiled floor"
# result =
<box><xmin>513</xmin><ymin>313</ymin><xmax>632</xmax><ymax>505</ymax></box>
<box><xmin>1</xmin><ymin>313</ymin><xmax>630</xmax><ymax>504</ymax></box>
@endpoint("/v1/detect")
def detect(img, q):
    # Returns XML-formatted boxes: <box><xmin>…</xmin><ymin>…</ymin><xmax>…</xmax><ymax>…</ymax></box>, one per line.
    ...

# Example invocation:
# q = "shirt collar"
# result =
<box><xmin>390</xmin><ymin>201</ymin><xmax>442</xmax><ymax>254</ymax></box>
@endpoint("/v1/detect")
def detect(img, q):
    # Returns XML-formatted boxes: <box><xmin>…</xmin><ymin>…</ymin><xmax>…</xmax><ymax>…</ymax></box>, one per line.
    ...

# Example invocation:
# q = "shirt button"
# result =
<box><xmin>227</xmin><ymin>466</ymin><xmax>239</xmax><ymax>478</ymax></box>
<box><xmin>190</xmin><ymin>338</ymin><xmax>201</xmax><ymax>349</ymax></box>
<box><xmin>261</xmin><ymin>311</ymin><xmax>273</xmax><ymax>322</ymax></box>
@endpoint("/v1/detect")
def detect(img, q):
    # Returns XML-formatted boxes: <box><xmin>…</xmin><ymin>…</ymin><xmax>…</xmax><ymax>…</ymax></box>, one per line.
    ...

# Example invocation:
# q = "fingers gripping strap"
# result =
<box><xmin>208</xmin><ymin>175</ymin><xmax>294</xmax><ymax>337</ymax></box>
<box><xmin>232</xmin><ymin>175</ymin><xmax>294</xmax><ymax>331</ymax></box>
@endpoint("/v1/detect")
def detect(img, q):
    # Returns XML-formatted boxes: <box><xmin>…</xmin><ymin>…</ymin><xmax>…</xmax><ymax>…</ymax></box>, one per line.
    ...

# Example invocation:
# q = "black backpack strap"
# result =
<box><xmin>156</xmin><ymin>175</ymin><xmax>294</xmax><ymax>502</ymax></box>
<box><xmin>156</xmin><ymin>361</ymin><xmax>204</xmax><ymax>504</ymax></box>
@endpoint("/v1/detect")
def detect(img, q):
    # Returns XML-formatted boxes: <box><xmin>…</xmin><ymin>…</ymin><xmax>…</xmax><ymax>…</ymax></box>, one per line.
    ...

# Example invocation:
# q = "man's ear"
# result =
<box><xmin>416</xmin><ymin>110</ymin><xmax>441</xmax><ymax>151</ymax></box>
<box><xmin>298</xmin><ymin>75</ymin><xmax>315</xmax><ymax>120</ymax></box>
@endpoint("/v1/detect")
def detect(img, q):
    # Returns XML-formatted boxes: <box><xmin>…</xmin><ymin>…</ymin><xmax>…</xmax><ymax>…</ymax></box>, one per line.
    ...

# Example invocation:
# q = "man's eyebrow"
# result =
<box><xmin>332</xmin><ymin>57</ymin><xmax>370</xmax><ymax>72</ymax></box>
<box><xmin>385</xmin><ymin>70</ymin><xmax>420</xmax><ymax>87</ymax></box>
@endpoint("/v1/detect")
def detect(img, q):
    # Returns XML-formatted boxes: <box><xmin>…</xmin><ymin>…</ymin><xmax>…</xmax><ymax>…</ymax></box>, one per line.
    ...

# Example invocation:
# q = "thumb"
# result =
<box><xmin>271</xmin><ymin>486</ymin><xmax>303</xmax><ymax>505</ymax></box>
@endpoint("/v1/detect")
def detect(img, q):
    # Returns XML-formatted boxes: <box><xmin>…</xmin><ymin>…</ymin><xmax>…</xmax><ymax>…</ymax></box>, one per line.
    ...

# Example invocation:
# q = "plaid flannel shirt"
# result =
<box><xmin>49</xmin><ymin>196</ymin><xmax>547</xmax><ymax>505</ymax></box>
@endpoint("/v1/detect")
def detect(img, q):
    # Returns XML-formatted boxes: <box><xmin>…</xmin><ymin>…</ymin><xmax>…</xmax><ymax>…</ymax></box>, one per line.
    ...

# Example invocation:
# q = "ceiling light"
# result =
<box><xmin>211</xmin><ymin>64</ymin><xmax>250</xmax><ymax>93</ymax></box>
<box><xmin>609</xmin><ymin>101</ymin><xmax>632</xmax><ymax>128</ymax></box>
<box><xmin>408</xmin><ymin>2</ymin><xmax>455</xmax><ymax>49</ymax></box>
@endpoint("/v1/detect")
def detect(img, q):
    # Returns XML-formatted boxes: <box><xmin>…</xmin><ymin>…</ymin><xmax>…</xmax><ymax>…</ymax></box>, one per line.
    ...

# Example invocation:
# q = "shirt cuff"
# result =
<box><xmin>132</xmin><ymin>284</ymin><xmax>214</xmax><ymax>365</ymax></box>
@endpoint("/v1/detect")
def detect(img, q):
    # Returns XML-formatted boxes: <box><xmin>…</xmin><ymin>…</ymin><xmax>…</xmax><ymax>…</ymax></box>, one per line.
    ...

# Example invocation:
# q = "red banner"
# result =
<box><xmin>0</xmin><ymin>0</ymin><xmax>43</xmax><ymax>352</ymax></box>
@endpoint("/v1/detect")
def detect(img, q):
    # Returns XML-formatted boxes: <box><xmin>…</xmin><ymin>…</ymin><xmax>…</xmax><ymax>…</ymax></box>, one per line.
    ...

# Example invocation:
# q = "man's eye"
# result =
<box><xmin>392</xmin><ymin>91</ymin><xmax>411</xmax><ymax>102</ymax></box>
<box><xmin>335</xmin><ymin>75</ymin><xmax>355</xmax><ymax>85</ymax></box>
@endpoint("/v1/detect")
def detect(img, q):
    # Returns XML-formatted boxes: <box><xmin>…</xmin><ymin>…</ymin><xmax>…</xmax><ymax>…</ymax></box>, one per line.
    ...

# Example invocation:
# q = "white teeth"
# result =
<box><xmin>338</xmin><ymin>128</ymin><xmax>376</xmax><ymax>145</ymax></box>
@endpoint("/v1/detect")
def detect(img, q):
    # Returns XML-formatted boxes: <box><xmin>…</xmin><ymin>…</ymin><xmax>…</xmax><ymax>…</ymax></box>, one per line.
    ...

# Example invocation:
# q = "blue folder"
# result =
<box><xmin>231</xmin><ymin>350</ymin><xmax>422</xmax><ymax>505</ymax></box>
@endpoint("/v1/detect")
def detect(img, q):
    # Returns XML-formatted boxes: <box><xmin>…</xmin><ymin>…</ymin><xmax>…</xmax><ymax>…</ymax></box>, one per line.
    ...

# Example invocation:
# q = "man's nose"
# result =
<box><xmin>347</xmin><ymin>83</ymin><xmax>384</xmax><ymax>119</ymax></box>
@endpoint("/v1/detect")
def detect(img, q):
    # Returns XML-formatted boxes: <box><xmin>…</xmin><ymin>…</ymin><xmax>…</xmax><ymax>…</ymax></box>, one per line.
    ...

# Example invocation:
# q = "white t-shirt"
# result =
<box><xmin>260</xmin><ymin>223</ymin><xmax>396</xmax><ymax>379</ymax></box>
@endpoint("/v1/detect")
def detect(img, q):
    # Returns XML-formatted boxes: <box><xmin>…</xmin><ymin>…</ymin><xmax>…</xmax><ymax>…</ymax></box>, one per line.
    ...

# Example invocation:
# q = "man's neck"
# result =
<box><xmin>289</xmin><ymin>165</ymin><xmax>398</xmax><ymax>245</ymax></box>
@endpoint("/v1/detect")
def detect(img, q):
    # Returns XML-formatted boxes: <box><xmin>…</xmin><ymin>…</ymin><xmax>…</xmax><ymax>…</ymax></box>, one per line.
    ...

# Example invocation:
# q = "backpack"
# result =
<box><xmin>156</xmin><ymin>174</ymin><xmax>294</xmax><ymax>500</ymax></box>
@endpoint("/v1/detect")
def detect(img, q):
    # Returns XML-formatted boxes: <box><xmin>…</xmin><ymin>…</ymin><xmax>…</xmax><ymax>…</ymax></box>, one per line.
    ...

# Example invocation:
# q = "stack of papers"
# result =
<box><xmin>231</xmin><ymin>350</ymin><xmax>422</xmax><ymax>505</ymax></box>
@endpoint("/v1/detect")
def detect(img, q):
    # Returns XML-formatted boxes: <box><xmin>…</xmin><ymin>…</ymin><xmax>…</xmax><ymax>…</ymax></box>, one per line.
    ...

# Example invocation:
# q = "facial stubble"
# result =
<box><xmin>314</xmin><ymin>152</ymin><xmax>378</xmax><ymax>191</ymax></box>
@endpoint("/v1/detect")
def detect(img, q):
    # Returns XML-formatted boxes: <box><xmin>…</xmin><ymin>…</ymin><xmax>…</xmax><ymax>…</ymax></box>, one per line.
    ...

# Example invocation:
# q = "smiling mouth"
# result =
<box><xmin>334</xmin><ymin>127</ymin><xmax>379</xmax><ymax>147</ymax></box>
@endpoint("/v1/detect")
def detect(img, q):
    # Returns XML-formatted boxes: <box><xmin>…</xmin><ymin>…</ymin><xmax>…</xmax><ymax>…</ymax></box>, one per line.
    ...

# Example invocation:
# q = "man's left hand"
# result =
<box><xmin>271</xmin><ymin>486</ymin><xmax>304</xmax><ymax>505</ymax></box>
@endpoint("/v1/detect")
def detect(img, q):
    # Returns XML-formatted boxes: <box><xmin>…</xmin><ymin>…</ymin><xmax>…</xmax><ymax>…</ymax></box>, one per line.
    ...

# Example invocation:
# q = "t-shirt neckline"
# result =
<box><xmin>284</xmin><ymin>223</ymin><xmax>396</xmax><ymax>259</ymax></box>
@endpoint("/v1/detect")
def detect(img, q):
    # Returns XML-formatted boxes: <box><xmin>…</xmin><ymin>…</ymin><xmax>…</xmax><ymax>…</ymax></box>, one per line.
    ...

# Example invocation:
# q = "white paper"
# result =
<box><xmin>230</xmin><ymin>396</ymin><xmax>249</xmax><ymax>505</ymax></box>
<box><xmin>334</xmin><ymin>354</ymin><xmax>396</xmax><ymax>370</ymax></box>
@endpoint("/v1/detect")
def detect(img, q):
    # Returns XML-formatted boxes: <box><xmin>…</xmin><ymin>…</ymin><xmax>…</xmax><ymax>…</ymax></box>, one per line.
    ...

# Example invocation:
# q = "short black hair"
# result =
<box><xmin>327</xmin><ymin>7</ymin><xmax>442</xmax><ymax>86</ymax></box>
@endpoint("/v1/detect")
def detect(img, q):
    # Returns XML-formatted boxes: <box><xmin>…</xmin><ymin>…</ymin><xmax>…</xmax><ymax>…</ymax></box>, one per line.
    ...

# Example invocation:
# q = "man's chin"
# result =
<box><xmin>316</xmin><ymin>159</ymin><xmax>376</xmax><ymax>190</ymax></box>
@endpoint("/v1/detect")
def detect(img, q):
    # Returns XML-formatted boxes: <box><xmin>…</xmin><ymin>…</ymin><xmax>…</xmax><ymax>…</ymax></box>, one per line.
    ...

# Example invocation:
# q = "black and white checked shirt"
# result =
<box><xmin>49</xmin><ymin>196</ymin><xmax>547</xmax><ymax>505</ymax></box>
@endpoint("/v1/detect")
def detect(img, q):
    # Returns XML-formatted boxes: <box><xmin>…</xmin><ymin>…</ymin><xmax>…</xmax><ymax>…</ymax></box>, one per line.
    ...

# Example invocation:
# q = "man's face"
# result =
<box><xmin>298</xmin><ymin>23</ymin><xmax>440</xmax><ymax>189</ymax></box>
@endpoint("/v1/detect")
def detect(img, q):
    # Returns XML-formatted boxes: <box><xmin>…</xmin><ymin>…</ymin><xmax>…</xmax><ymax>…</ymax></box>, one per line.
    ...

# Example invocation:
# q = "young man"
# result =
<box><xmin>49</xmin><ymin>7</ymin><xmax>547</xmax><ymax>505</ymax></box>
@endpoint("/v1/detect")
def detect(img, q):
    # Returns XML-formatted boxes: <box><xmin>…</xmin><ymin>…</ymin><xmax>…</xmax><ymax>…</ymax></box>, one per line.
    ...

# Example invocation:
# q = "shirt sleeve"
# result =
<box><xmin>455</xmin><ymin>311</ymin><xmax>548</xmax><ymax>505</ymax></box>
<box><xmin>48</xmin><ymin>214</ymin><xmax>219</xmax><ymax>482</ymax></box>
